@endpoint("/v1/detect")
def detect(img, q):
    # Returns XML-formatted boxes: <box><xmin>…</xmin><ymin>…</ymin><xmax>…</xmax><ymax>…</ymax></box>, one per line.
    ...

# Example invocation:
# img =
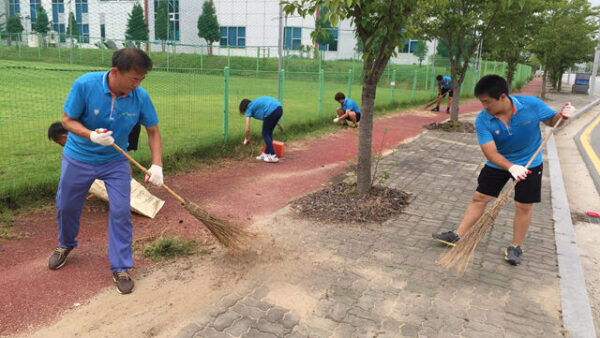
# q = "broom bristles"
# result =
<box><xmin>440</xmin><ymin>193</ymin><xmax>509</xmax><ymax>275</ymax></box>
<box><xmin>183</xmin><ymin>201</ymin><xmax>254</xmax><ymax>251</ymax></box>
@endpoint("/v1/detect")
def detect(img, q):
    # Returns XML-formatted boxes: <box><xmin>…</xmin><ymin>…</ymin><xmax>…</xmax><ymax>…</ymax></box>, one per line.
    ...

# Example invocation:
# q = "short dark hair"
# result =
<box><xmin>48</xmin><ymin>121</ymin><xmax>67</xmax><ymax>140</ymax></box>
<box><xmin>436</xmin><ymin>75</ymin><xmax>443</xmax><ymax>81</ymax></box>
<box><xmin>112</xmin><ymin>48</ymin><xmax>153</xmax><ymax>73</ymax></box>
<box><xmin>239</xmin><ymin>99</ymin><xmax>251</xmax><ymax>113</ymax></box>
<box><xmin>334</xmin><ymin>92</ymin><xmax>345</xmax><ymax>101</ymax></box>
<box><xmin>474</xmin><ymin>75</ymin><xmax>509</xmax><ymax>99</ymax></box>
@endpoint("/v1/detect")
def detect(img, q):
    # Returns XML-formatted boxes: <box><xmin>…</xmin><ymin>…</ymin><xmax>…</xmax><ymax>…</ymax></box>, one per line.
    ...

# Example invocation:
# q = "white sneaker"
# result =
<box><xmin>333</xmin><ymin>117</ymin><xmax>340</xmax><ymax>123</ymax></box>
<box><xmin>263</xmin><ymin>154</ymin><xmax>279</xmax><ymax>163</ymax></box>
<box><xmin>256</xmin><ymin>153</ymin><xmax>267</xmax><ymax>160</ymax></box>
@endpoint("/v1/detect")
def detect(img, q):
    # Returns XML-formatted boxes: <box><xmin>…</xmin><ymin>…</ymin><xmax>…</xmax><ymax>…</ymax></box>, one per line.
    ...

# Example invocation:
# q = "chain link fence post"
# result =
<box><xmin>223</xmin><ymin>66</ymin><xmax>230</xmax><ymax>142</ymax></box>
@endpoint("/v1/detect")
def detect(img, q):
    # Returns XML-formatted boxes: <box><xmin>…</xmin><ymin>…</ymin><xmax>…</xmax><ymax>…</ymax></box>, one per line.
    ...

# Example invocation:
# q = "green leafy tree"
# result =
<box><xmin>33</xmin><ymin>6</ymin><xmax>50</xmax><ymax>35</ymax></box>
<box><xmin>66</xmin><ymin>12</ymin><xmax>79</xmax><ymax>40</ymax></box>
<box><xmin>284</xmin><ymin>0</ymin><xmax>417</xmax><ymax>194</ymax></box>
<box><xmin>197</xmin><ymin>1</ymin><xmax>220</xmax><ymax>55</ymax></box>
<box><xmin>482</xmin><ymin>0</ymin><xmax>548</xmax><ymax>90</ymax></box>
<box><xmin>125</xmin><ymin>2</ymin><xmax>149</xmax><ymax>47</ymax></box>
<box><xmin>6</xmin><ymin>14</ymin><xmax>24</xmax><ymax>45</ymax></box>
<box><xmin>418</xmin><ymin>0</ymin><xmax>509</xmax><ymax>121</ymax></box>
<box><xmin>155</xmin><ymin>0</ymin><xmax>169</xmax><ymax>51</ymax></box>
<box><xmin>412</xmin><ymin>40</ymin><xmax>428</xmax><ymax>66</ymax></box>
<box><xmin>531</xmin><ymin>0</ymin><xmax>597</xmax><ymax>97</ymax></box>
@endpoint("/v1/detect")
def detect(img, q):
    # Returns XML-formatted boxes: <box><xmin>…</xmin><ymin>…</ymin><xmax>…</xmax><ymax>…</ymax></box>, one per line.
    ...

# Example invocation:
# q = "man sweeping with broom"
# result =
<box><xmin>432</xmin><ymin>75</ymin><xmax>574</xmax><ymax>266</ymax></box>
<box><xmin>48</xmin><ymin>48</ymin><xmax>162</xmax><ymax>294</ymax></box>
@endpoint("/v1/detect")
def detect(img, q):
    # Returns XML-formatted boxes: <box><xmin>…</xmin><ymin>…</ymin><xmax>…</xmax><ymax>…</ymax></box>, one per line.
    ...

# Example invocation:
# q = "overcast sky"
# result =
<box><xmin>590</xmin><ymin>0</ymin><xmax>600</xmax><ymax>7</ymax></box>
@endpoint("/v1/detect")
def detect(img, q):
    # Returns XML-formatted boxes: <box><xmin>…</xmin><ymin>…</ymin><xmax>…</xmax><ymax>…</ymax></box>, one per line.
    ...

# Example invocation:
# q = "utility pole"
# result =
<box><xmin>590</xmin><ymin>44</ymin><xmax>599</xmax><ymax>97</ymax></box>
<box><xmin>277</xmin><ymin>3</ymin><xmax>284</xmax><ymax>100</ymax></box>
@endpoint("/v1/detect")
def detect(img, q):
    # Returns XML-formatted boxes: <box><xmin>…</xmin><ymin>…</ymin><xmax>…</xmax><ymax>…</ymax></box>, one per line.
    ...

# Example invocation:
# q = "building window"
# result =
<box><xmin>220</xmin><ymin>26</ymin><xmax>245</xmax><ymax>48</ymax></box>
<box><xmin>78</xmin><ymin>23</ymin><xmax>89</xmax><ymax>42</ymax></box>
<box><xmin>53</xmin><ymin>23</ymin><xmax>65</xmax><ymax>42</ymax></box>
<box><xmin>30</xmin><ymin>0</ymin><xmax>41</xmax><ymax>28</ymax></box>
<box><xmin>9</xmin><ymin>0</ymin><xmax>20</xmax><ymax>16</ymax></box>
<box><xmin>284</xmin><ymin>27</ymin><xmax>301</xmax><ymax>50</ymax></box>
<box><xmin>100</xmin><ymin>24</ymin><xmax>105</xmax><ymax>39</ymax></box>
<box><xmin>75</xmin><ymin>0</ymin><xmax>88</xmax><ymax>23</ymax></box>
<box><xmin>52</xmin><ymin>0</ymin><xmax>64</xmax><ymax>23</ymax></box>
<box><xmin>154</xmin><ymin>0</ymin><xmax>180</xmax><ymax>41</ymax></box>
<box><xmin>402</xmin><ymin>39</ymin><xmax>418</xmax><ymax>53</ymax></box>
<box><xmin>318</xmin><ymin>28</ymin><xmax>337</xmax><ymax>52</ymax></box>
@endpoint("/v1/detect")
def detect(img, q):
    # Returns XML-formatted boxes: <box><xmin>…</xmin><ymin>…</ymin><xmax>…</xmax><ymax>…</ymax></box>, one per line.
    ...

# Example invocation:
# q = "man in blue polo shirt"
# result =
<box><xmin>333</xmin><ymin>92</ymin><xmax>361</xmax><ymax>128</ymax></box>
<box><xmin>432</xmin><ymin>75</ymin><xmax>453</xmax><ymax>114</ymax></box>
<box><xmin>48</xmin><ymin>48</ymin><xmax>163</xmax><ymax>294</ymax></box>
<box><xmin>432</xmin><ymin>75</ymin><xmax>574</xmax><ymax>265</ymax></box>
<box><xmin>239</xmin><ymin>96</ymin><xmax>284</xmax><ymax>163</ymax></box>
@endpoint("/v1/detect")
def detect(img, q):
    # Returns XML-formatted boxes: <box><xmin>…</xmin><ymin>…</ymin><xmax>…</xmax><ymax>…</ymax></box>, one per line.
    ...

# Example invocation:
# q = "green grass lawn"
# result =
<box><xmin>0</xmin><ymin>59</ymin><xmax>441</xmax><ymax>202</ymax></box>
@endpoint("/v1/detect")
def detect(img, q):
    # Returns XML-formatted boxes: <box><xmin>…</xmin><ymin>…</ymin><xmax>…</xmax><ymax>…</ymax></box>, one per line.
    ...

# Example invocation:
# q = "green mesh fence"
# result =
<box><xmin>0</xmin><ymin>35</ymin><xmax>532</xmax><ymax>201</ymax></box>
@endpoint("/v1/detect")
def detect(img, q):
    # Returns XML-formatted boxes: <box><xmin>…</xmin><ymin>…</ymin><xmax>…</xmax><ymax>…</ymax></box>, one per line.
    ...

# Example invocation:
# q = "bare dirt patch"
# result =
<box><xmin>425</xmin><ymin>120</ymin><xmax>476</xmax><ymax>133</ymax></box>
<box><xmin>291</xmin><ymin>182</ymin><xmax>411</xmax><ymax>224</ymax></box>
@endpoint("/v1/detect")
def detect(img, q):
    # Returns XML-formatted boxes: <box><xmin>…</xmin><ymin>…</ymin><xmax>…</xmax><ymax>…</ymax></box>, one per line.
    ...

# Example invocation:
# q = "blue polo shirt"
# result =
<box><xmin>475</xmin><ymin>95</ymin><xmax>556</xmax><ymax>169</ymax></box>
<box><xmin>437</xmin><ymin>76</ymin><xmax>452</xmax><ymax>90</ymax></box>
<box><xmin>245</xmin><ymin>97</ymin><xmax>282</xmax><ymax>120</ymax></box>
<box><xmin>63</xmin><ymin>71</ymin><xmax>159</xmax><ymax>164</ymax></box>
<box><xmin>341</xmin><ymin>98</ymin><xmax>361</xmax><ymax>114</ymax></box>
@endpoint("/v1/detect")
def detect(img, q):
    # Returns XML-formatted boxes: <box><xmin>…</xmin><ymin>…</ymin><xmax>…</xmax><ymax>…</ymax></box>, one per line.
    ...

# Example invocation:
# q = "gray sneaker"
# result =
<box><xmin>432</xmin><ymin>230</ymin><xmax>460</xmax><ymax>247</ymax></box>
<box><xmin>48</xmin><ymin>246</ymin><xmax>74</xmax><ymax>270</ymax></box>
<box><xmin>505</xmin><ymin>245</ymin><xmax>523</xmax><ymax>265</ymax></box>
<box><xmin>113</xmin><ymin>271</ymin><xmax>134</xmax><ymax>294</ymax></box>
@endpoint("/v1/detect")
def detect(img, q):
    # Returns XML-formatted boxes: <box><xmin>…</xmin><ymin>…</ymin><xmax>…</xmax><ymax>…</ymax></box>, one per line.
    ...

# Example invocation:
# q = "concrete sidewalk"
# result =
<box><xmin>171</xmin><ymin>91</ymin><xmax>598</xmax><ymax>338</ymax></box>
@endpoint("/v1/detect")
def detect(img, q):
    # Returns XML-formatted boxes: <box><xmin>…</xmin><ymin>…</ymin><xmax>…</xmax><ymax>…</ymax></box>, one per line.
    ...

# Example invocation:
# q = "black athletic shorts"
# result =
<box><xmin>127</xmin><ymin>123</ymin><xmax>141</xmax><ymax>151</ymax></box>
<box><xmin>345</xmin><ymin>112</ymin><xmax>361</xmax><ymax>123</ymax></box>
<box><xmin>441</xmin><ymin>88</ymin><xmax>454</xmax><ymax>97</ymax></box>
<box><xmin>476</xmin><ymin>164</ymin><xmax>543</xmax><ymax>203</ymax></box>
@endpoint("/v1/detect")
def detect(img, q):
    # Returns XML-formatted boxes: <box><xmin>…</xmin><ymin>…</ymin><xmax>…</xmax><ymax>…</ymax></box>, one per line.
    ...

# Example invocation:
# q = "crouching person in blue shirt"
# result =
<box><xmin>432</xmin><ymin>75</ymin><xmax>574</xmax><ymax>265</ymax></box>
<box><xmin>48</xmin><ymin>48</ymin><xmax>163</xmax><ymax>294</ymax></box>
<box><xmin>239</xmin><ymin>96</ymin><xmax>283</xmax><ymax>163</ymax></box>
<box><xmin>333</xmin><ymin>92</ymin><xmax>361</xmax><ymax>128</ymax></box>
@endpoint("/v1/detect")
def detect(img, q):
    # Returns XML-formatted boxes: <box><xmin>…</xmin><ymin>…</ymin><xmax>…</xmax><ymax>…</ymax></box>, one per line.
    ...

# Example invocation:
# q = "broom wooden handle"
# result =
<box><xmin>505</xmin><ymin>113</ymin><xmax>565</xmax><ymax>194</ymax></box>
<box><xmin>423</xmin><ymin>94</ymin><xmax>446</xmax><ymax>109</ymax></box>
<box><xmin>111</xmin><ymin>143</ymin><xmax>186</xmax><ymax>204</ymax></box>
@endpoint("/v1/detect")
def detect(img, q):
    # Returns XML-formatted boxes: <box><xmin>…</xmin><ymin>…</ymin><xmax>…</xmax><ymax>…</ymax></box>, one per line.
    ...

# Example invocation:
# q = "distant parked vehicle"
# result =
<box><xmin>572</xmin><ymin>73</ymin><xmax>590</xmax><ymax>94</ymax></box>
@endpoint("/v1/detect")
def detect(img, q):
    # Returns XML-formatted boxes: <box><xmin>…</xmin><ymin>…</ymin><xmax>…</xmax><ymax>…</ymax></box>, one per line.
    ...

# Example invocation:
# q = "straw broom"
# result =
<box><xmin>440</xmin><ymin>113</ymin><xmax>565</xmax><ymax>274</ymax></box>
<box><xmin>422</xmin><ymin>93</ymin><xmax>447</xmax><ymax>110</ymax></box>
<box><xmin>111</xmin><ymin>143</ymin><xmax>253</xmax><ymax>251</ymax></box>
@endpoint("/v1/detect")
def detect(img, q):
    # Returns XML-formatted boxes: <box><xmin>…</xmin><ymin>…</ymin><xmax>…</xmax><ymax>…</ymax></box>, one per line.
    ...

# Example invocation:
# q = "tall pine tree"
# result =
<box><xmin>197</xmin><ymin>1</ymin><xmax>220</xmax><ymax>55</ymax></box>
<box><xmin>66</xmin><ymin>12</ymin><xmax>79</xmax><ymax>40</ymax></box>
<box><xmin>155</xmin><ymin>0</ymin><xmax>169</xmax><ymax>51</ymax></box>
<box><xmin>6</xmin><ymin>14</ymin><xmax>24</xmax><ymax>45</ymax></box>
<box><xmin>125</xmin><ymin>2</ymin><xmax>148</xmax><ymax>47</ymax></box>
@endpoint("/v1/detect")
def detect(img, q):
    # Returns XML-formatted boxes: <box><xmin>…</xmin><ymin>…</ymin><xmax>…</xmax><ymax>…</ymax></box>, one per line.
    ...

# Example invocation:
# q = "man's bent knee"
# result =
<box><xmin>472</xmin><ymin>191</ymin><xmax>494</xmax><ymax>204</ymax></box>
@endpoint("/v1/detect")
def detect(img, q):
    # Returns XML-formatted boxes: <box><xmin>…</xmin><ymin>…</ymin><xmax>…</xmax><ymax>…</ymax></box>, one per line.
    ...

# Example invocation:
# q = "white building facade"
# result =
<box><xmin>3</xmin><ymin>0</ymin><xmax>432</xmax><ymax>64</ymax></box>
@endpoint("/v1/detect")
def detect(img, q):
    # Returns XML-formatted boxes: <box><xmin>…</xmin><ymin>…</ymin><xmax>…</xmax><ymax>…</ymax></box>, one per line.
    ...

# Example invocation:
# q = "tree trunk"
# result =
<box><xmin>541</xmin><ymin>68</ymin><xmax>547</xmax><ymax>99</ymax></box>
<box><xmin>209</xmin><ymin>42</ymin><xmax>213</xmax><ymax>56</ymax></box>
<box><xmin>557</xmin><ymin>70</ymin><xmax>563</xmax><ymax>92</ymax></box>
<box><xmin>505</xmin><ymin>59</ymin><xmax>517</xmax><ymax>92</ymax></box>
<box><xmin>357</xmin><ymin>74</ymin><xmax>377</xmax><ymax>195</ymax></box>
<box><xmin>449</xmin><ymin>58</ymin><xmax>460</xmax><ymax>122</ymax></box>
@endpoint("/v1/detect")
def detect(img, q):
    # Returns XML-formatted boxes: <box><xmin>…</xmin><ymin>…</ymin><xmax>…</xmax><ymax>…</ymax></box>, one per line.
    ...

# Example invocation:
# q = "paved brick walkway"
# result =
<box><xmin>175</xmin><ymin>127</ymin><xmax>565</xmax><ymax>337</ymax></box>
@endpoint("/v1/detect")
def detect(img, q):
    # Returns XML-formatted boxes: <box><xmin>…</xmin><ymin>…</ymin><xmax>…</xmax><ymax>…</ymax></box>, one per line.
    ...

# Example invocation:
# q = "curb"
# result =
<box><xmin>547</xmin><ymin>132</ymin><xmax>597</xmax><ymax>338</ymax></box>
<box><xmin>563</xmin><ymin>97</ymin><xmax>600</xmax><ymax>126</ymax></box>
<box><xmin>574</xmin><ymin>107</ymin><xmax>600</xmax><ymax>197</ymax></box>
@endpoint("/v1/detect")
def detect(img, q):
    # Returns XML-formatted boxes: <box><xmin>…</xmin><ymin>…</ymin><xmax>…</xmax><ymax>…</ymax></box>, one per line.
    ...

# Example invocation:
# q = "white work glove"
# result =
<box><xmin>559</xmin><ymin>102</ymin><xmax>575</xmax><ymax>120</ymax></box>
<box><xmin>508</xmin><ymin>165</ymin><xmax>531</xmax><ymax>182</ymax></box>
<box><xmin>145</xmin><ymin>164</ymin><xmax>163</xmax><ymax>187</ymax></box>
<box><xmin>90</xmin><ymin>128</ymin><xmax>114</xmax><ymax>146</ymax></box>
<box><xmin>243</xmin><ymin>138</ymin><xmax>249</xmax><ymax>146</ymax></box>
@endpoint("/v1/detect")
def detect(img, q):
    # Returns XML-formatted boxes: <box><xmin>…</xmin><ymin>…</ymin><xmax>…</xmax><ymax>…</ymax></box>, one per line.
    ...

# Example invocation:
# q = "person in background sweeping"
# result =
<box><xmin>48</xmin><ymin>48</ymin><xmax>163</xmax><ymax>295</ymax></box>
<box><xmin>432</xmin><ymin>75</ymin><xmax>574</xmax><ymax>265</ymax></box>
<box><xmin>432</xmin><ymin>75</ymin><xmax>453</xmax><ymax>113</ymax></box>
<box><xmin>333</xmin><ymin>92</ymin><xmax>361</xmax><ymax>127</ymax></box>
<box><xmin>239</xmin><ymin>96</ymin><xmax>283</xmax><ymax>163</ymax></box>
